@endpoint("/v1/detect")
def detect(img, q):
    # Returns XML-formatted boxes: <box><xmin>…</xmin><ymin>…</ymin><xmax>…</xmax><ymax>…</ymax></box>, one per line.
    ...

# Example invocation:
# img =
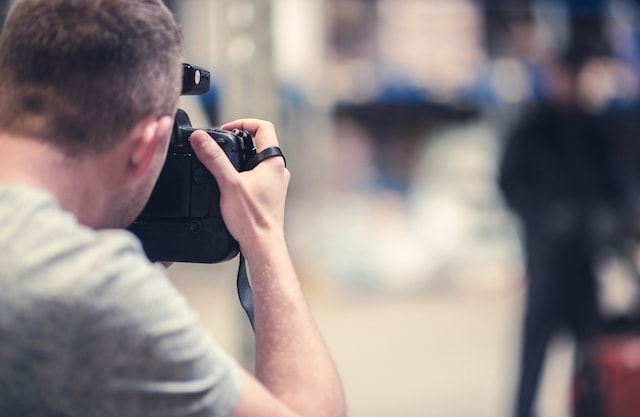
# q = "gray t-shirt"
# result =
<box><xmin>0</xmin><ymin>185</ymin><xmax>242</xmax><ymax>417</ymax></box>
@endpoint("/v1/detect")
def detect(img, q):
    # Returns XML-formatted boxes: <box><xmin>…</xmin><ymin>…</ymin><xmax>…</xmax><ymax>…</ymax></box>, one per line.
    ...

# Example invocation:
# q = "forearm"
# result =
<box><xmin>191</xmin><ymin>117</ymin><xmax>345</xmax><ymax>416</ymax></box>
<box><xmin>245</xmin><ymin>237</ymin><xmax>346</xmax><ymax>417</ymax></box>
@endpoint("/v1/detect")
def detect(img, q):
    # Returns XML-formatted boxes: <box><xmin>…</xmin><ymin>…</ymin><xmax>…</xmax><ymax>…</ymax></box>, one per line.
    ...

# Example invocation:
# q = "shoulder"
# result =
<box><xmin>0</xmin><ymin>185</ymin><xmax>243</xmax><ymax>415</ymax></box>
<box><xmin>0</xmin><ymin>185</ymin><xmax>200</xmax><ymax>335</ymax></box>
<box><xmin>0</xmin><ymin>184</ymin><xmax>152</xmax><ymax>287</ymax></box>
<box><xmin>64</xmin><ymin>232</ymin><xmax>243</xmax><ymax>416</ymax></box>
<box><xmin>0</xmin><ymin>185</ymin><xmax>182</xmax><ymax>348</ymax></box>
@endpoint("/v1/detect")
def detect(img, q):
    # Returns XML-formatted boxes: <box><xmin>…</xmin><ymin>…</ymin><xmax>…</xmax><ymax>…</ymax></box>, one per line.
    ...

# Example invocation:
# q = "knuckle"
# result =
<box><xmin>263</xmin><ymin>120</ymin><xmax>275</xmax><ymax>130</ymax></box>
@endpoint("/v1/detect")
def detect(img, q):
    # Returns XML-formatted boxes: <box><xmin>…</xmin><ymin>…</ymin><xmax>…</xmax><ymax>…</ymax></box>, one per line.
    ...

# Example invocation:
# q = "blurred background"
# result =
<box><xmin>161</xmin><ymin>2</ymin><xmax>640</xmax><ymax>416</ymax></box>
<box><xmin>146</xmin><ymin>1</ymin><xmax>640</xmax><ymax>417</ymax></box>
<box><xmin>6</xmin><ymin>0</ymin><xmax>640</xmax><ymax>416</ymax></box>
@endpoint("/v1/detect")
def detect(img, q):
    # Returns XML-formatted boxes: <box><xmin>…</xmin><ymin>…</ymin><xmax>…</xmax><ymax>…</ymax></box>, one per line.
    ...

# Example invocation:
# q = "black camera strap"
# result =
<box><xmin>236</xmin><ymin>253</ymin><xmax>255</xmax><ymax>330</ymax></box>
<box><xmin>244</xmin><ymin>146</ymin><xmax>286</xmax><ymax>171</ymax></box>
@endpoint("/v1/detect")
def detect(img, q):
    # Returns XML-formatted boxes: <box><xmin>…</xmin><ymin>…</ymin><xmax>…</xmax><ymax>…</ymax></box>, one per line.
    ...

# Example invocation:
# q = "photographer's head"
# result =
<box><xmin>0</xmin><ymin>0</ymin><xmax>182</xmax><ymax>154</ymax></box>
<box><xmin>0</xmin><ymin>0</ymin><xmax>183</xmax><ymax>228</ymax></box>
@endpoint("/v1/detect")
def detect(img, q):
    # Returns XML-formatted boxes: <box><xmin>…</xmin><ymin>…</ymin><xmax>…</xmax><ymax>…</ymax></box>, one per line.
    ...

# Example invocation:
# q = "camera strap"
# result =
<box><xmin>236</xmin><ymin>253</ymin><xmax>255</xmax><ymax>330</ymax></box>
<box><xmin>244</xmin><ymin>146</ymin><xmax>286</xmax><ymax>171</ymax></box>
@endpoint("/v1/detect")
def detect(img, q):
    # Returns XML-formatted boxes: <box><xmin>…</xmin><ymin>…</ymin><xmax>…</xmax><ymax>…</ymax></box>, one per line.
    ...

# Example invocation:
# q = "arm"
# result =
<box><xmin>189</xmin><ymin>121</ymin><xmax>346</xmax><ymax>417</ymax></box>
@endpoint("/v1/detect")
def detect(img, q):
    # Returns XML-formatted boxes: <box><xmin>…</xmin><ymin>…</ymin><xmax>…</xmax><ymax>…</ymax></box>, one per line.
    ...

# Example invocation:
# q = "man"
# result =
<box><xmin>0</xmin><ymin>1</ymin><xmax>346</xmax><ymax>417</ymax></box>
<box><xmin>498</xmin><ymin>50</ymin><xmax>624</xmax><ymax>417</ymax></box>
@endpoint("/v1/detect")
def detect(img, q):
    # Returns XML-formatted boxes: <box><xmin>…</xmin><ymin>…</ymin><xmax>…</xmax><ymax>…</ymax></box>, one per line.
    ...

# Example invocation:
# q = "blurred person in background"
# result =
<box><xmin>499</xmin><ymin>62</ymin><xmax>624</xmax><ymax>417</ymax></box>
<box><xmin>0</xmin><ymin>1</ymin><xmax>345</xmax><ymax>416</ymax></box>
<box><xmin>495</xmin><ymin>0</ymin><xmax>640</xmax><ymax>416</ymax></box>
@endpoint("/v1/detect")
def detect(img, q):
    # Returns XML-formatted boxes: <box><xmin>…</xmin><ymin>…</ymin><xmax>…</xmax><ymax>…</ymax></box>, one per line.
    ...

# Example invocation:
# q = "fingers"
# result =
<box><xmin>188</xmin><ymin>120</ymin><xmax>290</xmax><ymax>252</ymax></box>
<box><xmin>188</xmin><ymin>130</ymin><xmax>237</xmax><ymax>186</ymax></box>
<box><xmin>190</xmin><ymin>119</ymin><xmax>285</xmax><ymax>188</ymax></box>
<box><xmin>221</xmin><ymin>119</ymin><xmax>279</xmax><ymax>151</ymax></box>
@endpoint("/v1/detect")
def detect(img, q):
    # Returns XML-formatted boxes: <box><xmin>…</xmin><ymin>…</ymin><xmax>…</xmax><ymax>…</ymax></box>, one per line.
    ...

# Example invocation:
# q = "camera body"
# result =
<box><xmin>127</xmin><ymin>64</ymin><xmax>256</xmax><ymax>263</ymax></box>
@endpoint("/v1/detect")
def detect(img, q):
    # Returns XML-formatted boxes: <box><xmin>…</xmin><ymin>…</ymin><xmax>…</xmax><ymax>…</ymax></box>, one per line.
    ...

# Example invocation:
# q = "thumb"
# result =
<box><xmin>189</xmin><ymin>130</ymin><xmax>237</xmax><ymax>185</ymax></box>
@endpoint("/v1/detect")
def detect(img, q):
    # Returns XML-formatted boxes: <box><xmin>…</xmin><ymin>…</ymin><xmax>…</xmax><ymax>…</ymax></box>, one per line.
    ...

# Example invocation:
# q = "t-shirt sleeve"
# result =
<box><xmin>61</xmin><ymin>232</ymin><xmax>242</xmax><ymax>417</ymax></box>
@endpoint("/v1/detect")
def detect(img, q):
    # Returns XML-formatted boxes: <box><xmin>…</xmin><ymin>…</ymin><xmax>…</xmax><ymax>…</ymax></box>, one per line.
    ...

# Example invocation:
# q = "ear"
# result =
<box><xmin>128</xmin><ymin>115</ymin><xmax>174</xmax><ymax>178</ymax></box>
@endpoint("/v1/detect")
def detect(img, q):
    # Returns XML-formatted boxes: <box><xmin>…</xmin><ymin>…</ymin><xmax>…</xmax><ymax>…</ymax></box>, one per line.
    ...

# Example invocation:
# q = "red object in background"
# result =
<box><xmin>594</xmin><ymin>336</ymin><xmax>640</xmax><ymax>417</ymax></box>
<box><xmin>574</xmin><ymin>335</ymin><xmax>640</xmax><ymax>417</ymax></box>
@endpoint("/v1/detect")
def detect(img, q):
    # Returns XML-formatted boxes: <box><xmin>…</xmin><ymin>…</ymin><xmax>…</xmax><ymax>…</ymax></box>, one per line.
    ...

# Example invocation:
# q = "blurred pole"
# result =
<box><xmin>271</xmin><ymin>0</ymin><xmax>329</xmax><ymax>189</ymax></box>
<box><xmin>171</xmin><ymin>0</ymin><xmax>282</xmax><ymax>371</ymax></box>
<box><xmin>218</xmin><ymin>0</ymin><xmax>281</xmax><ymax>131</ymax></box>
<box><xmin>217</xmin><ymin>0</ymin><xmax>282</xmax><ymax>371</ymax></box>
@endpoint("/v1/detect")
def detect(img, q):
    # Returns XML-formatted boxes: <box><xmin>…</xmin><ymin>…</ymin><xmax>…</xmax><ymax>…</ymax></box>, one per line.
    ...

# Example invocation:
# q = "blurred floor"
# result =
<box><xmin>169</xmin><ymin>261</ymin><xmax>576</xmax><ymax>417</ymax></box>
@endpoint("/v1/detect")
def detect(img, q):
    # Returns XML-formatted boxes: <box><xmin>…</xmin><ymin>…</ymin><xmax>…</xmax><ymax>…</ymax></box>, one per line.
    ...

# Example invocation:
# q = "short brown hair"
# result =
<box><xmin>0</xmin><ymin>0</ymin><xmax>183</xmax><ymax>155</ymax></box>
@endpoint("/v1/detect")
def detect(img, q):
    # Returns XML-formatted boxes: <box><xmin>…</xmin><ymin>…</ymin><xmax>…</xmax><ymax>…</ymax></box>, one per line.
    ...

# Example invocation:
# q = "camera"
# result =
<box><xmin>127</xmin><ymin>64</ymin><xmax>257</xmax><ymax>263</ymax></box>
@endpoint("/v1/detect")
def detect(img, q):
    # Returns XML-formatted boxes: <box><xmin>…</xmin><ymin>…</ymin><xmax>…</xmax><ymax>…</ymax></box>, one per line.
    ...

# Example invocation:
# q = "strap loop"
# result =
<box><xmin>237</xmin><ymin>253</ymin><xmax>255</xmax><ymax>330</ymax></box>
<box><xmin>244</xmin><ymin>146</ymin><xmax>286</xmax><ymax>171</ymax></box>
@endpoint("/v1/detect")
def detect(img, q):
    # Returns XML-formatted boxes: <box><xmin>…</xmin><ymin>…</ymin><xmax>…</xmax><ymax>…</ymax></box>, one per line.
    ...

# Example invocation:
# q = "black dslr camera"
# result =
<box><xmin>128</xmin><ymin>64</ymin><xmax>257</xmax><ymax>263</ymax></box>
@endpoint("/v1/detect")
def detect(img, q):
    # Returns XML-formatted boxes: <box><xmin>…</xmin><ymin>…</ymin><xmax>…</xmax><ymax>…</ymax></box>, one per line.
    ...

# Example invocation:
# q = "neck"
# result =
<box><xmin>0</xmin><ymin>134</ymin><xmax>116</xmax><ymax>228</ymax></box>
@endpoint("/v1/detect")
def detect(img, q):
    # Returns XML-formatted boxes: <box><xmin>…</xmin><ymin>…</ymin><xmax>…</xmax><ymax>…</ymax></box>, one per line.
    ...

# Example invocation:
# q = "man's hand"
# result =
<box><xmin>189</xmin><ymin>120</ymin><xmax>346</xmax><ymax>417</ymax></box>
<box><xmin>189</xmin><ymin>119</ymin><xmax>289</xmax><ymax>260</ymax></box>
